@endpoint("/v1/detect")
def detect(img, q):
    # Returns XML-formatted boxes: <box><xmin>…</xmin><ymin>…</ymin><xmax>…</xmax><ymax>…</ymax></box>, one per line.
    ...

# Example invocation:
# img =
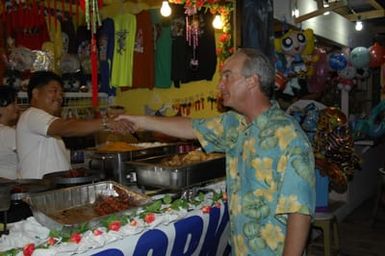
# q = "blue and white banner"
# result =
<box><xmin>87</xmin><ymin>204</ymin><xmax>230</xmax><ymax>256</ymax></box>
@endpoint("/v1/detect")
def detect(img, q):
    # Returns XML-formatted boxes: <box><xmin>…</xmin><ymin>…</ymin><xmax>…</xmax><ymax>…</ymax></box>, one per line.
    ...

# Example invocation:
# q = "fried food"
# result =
<box><xmin>160</xmin><ymin>151</ymin><xmax>223</xmax><ymax>167</ymax></box>
<box><xmin>96</xmin><ymin>141</ymin><xmax>143</xmax><ymax>152</ymax></box>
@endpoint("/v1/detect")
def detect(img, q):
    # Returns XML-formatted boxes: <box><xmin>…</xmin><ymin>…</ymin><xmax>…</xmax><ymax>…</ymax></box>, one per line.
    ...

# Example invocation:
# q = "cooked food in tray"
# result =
<box><xmin>96</xmin><ymin>141</ymin><xmax>144</xmax><ymax>152</ymax></box>
<box><xmin>159</xmin><ymin>151</ymin><xmax>224</xmax><ymax>167</ymax></box>
<box><xmin>26</xmin><ymin>181</ymin><xmax>151</xmax><ymax>229</ymax></box>
<box><xmin>94</xmin><ymin>186</ymin><xmax>135</xmax><ymax>215</ymax></box>
<box><xmin>47</xmin><ymin>186</ymin><xmax>140</xmax><ymax>224</ymax></box>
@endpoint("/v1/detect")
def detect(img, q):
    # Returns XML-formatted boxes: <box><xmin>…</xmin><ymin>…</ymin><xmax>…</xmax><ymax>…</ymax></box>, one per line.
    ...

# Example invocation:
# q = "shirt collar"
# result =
<box><xmin>246</xmin><ymin>100</ymin><xmax>281</xmax><ymax>129</ymax></box>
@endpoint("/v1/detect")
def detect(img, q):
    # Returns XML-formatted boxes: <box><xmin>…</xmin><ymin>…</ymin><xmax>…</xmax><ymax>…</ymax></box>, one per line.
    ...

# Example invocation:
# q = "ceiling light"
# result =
<box><xmin>160</xmin><ymin>1</ymin><xmax>171</xmax><ymax>17</ymax></box>
<box><xmin>355</xmin><ymin>20</ymin><xmax>363</xmax><ymax>31</ymax></box>
<box><xmin>323</xmin><ymin>2</ymin><xmax>330</xmax><ymax>15</ymax></box>
<box><xmin>212</xmin><ymin>14</ymin><xmax>223</xmax><ymax>29</ymax></box>
<box><xmin>292</xmin><ymin>8</ymin><xmax>299</xmax><ymax>18</ymax></box>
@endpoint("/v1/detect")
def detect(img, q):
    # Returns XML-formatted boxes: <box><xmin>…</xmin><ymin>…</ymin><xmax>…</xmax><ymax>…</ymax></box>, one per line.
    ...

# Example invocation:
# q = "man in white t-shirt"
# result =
<box><xmin>17</xmin><ymin>71</ymin><xmax>128</xmax><ymax>179</ymax></box>
<box><xmin>0</xmin><ymin>86</ymin><xmax>20</xmax><ymax>179</ymax></box>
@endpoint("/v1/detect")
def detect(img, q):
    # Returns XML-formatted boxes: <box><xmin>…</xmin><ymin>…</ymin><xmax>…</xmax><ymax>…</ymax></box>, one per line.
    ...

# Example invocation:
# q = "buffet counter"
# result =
<box><xmin>0</xmin><ymin>181</ymin><xmax>230</xmax><ymax>256</ymax></box>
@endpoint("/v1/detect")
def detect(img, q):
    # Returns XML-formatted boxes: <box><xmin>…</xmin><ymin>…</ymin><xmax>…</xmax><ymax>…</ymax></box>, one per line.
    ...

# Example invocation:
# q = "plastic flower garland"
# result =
<box><xmin>3</xmin><ymin>191</ymin><xmax>227</xmax><ymax>256</ymax></box>
<box><xmin>169</xmin><ymin>0</ymin><xmax>234</xmax><ymax>67</ymax></box>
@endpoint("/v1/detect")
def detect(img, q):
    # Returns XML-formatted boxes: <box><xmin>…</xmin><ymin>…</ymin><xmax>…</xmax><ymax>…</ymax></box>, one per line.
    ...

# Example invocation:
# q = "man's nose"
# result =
<box><xmin>218</xmin><ymin>80</ymin><xmax>225</xmax><ymax>90</ymax></box>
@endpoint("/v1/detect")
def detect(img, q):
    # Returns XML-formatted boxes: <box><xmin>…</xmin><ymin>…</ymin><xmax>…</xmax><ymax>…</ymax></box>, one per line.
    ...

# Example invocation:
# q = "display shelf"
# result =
<box><xmin>17</xmin><ymin>92</ymin><xmax>109</xmax><ymax>108</ymax></box>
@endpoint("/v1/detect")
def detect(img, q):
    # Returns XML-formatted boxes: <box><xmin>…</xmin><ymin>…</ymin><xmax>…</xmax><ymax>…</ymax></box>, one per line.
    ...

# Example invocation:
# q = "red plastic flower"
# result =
<box><xmin>201</xmin><ymin>206</ymin><xmax>212</xmax><ymax>213</ymax></box>
<box><xmin>219</xmin><ymin>33</ymin><xmax>230</xmax><ymax>43</ymax></box>
<box><xmin>47</xmin><ymin>237</ymin><xmax>56</xmax><ymax>246</ymax></box>
<box><xmin>108</xmin><ymin>220</ymin><xmax>122</xmax><ymax>231</ymax></box>
<box><xmin>130</xmin><ymin>219</ymin><xmax>138</xmax><ymax>226</ymax></box>
<box><xmin>93</xmin><ymin>229</ymin><xmax>103</xmax><ymax>236</ymax></box>
<box><xmin>70</xmin><ymin>232</ymin><xmax>82</xmax><ymax>244</ymax></box>
<box><xmin>196</xmin><ymin>0</ymin><xmax>206</xmax><ymax>8</ymax></box>
<box><xmin>144</xmin><ymin>213</ymin><xmax>156</xmax><ymax>224</ymax></box>
<box><xmin>23</xmin><ymin>243</ymin><xmax>35</xmax><ymax>256</ymax></box>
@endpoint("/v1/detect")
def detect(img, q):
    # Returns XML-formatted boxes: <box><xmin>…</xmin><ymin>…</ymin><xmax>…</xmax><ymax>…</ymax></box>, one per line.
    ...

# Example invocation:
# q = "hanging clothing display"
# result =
<box><xmin>171</xmin><ymin>5</ymin><xmax>217</xmax><ymax>87</ymax></box>
<box><xmin>150</xmin><ymin>9</ymin><xmax>172</xmax><ymax>88</ymax></box>
<box><xmin>43</xmin><ymin>16</ymin><xmax>63</xmax><ymax>72</ymax></box>
<box><xmin>111</xmin><ymin>13</ymin><xmax>136</xmax><ymax>88</ymax></box>
<box><xmin>75</xmin><ymin>25</ymin><xmax>92</xmax><ymax>88</ymax></box>
<box><xmin>3</xmin><ymin>2</ymin><xmax>49</xmax><ymax>50</ymax></box>
<box><xmin>98</xmin><ymin>18</ymin><xmax>116</xmax><ymax>96</ymax></box>
<box><xmin>132</xmin><ymin>10</ymin><xmax>154</xmax><ymax>89</ymax></box>
<box><xmin>60</xmin><ymin>18</ymin><xmax>77</xmax><ymax>54</ymax></box>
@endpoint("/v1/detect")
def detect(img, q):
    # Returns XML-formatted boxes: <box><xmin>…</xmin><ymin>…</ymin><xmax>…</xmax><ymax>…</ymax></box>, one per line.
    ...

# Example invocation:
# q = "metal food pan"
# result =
<box><xmin>89</xmin><ymin>143</ymin><xmax>182</xmax><ymax>160</ymax></box>
<box><xmin>126</xmin><ymin>154</ymin><xmax>225</xmax><ymax>190</ymax></box>
<box><xmin>25</xmin><ymin>181</ymin><xmax>151</xmax><ymax>230</ymax></box>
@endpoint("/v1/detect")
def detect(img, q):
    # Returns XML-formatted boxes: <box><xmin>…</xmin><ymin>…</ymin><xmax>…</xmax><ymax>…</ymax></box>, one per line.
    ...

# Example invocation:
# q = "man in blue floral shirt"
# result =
<box><xmin>118</xmin><ymin>48</ymin><xmax>315</xmax><ymax>255</ymax></box>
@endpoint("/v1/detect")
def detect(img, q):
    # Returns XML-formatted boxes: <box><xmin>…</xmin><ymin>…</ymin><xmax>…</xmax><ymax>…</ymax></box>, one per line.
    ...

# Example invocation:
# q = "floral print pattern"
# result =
<box><xmin>192</xmin><ymin>101</ymin><xmax>315</xmax><ymax>255</ymax></box>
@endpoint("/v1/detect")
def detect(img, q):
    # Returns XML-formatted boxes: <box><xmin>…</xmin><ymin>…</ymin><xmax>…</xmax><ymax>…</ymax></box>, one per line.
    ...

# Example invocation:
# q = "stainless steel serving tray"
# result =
<box><xmin>25</xmin><ymin>181</ymin><xmax>151</xmax><ymax>230</ymax></box>
<box><xmin>88</xmin><ymin>142</ymin><xmax>182</xmax><ymax>161</ymax></box>
<box><xmin>126</xmin><ymin>153</ymin><xmax>225</xmax><ymax>190</ymax></box>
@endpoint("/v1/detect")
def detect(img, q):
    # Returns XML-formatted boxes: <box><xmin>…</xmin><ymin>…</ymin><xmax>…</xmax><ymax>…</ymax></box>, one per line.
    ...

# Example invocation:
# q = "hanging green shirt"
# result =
<box><xmin>149</xmin><ymin>9</ymin><xmax>172</xmax><ymax>88</ymax></box>
<box><xmin>111</xmin><ymin>13</ymin><xmax>136</xmax><ymax>87</ymax></box>
<box><xmin>192</xmin><ymin>101</ymin><xmax>316</xmax><ymax>255</ymax></box>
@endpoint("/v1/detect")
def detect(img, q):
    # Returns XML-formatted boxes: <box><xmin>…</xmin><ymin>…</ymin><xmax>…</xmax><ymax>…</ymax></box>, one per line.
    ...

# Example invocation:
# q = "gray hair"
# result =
<box><xmin>237</xmin><ymin>48</ymin><xmax>275</xmax><ymax>98</ymax></box>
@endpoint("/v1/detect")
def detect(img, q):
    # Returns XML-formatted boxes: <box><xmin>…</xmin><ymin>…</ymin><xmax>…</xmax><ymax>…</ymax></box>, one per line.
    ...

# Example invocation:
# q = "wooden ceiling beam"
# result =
<box><xmin>368</xmin><ymin>0</ymin><xmax>384</xmax><ymax>10</ymax></box>
<box><xmin>294</xmin><ymin>1</ymin><xmax>346</xmax><ymax>23</ymax></box>
<box><xmin>345</xmin><ymin>9</ymin><xmax>385</xmax><ymax>21</ymax></box>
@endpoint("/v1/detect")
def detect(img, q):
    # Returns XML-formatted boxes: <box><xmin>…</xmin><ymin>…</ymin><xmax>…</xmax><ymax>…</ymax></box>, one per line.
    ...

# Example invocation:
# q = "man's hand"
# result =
<box><xmin>107</xmin><ymin>118</ymin><xmax>135</xmax><ymax>134</ymax></box>
<box><xmin>114</xmin><ymin>115</ymin><xmax>142</xmax><ymax>133</ymax></box>
<box><xmin>115</xmin><ymin>115</ymin><xmax>196</xmax><ymax>140</ymax></box>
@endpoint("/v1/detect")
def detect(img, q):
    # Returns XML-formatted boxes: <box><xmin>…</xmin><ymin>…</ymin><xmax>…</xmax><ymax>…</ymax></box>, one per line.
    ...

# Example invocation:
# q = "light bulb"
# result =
<box><xmin>355</xmin><ymin>20</ymin><xmax>363</xmax><ymax>31</ymax></box>
<box><xmin>212</xmin><ymin>14</ymin><xmax>223</xmax><ymax>29</ymax></box>
<box><xmin>292</xmin><ymin>8</ymin><xmax>299</xmax><ymax>18</ymax></box>
<box><xmin>160</xmin><ymin>1</ymin><xmax>172</xmax><ymax>17</ymax></box>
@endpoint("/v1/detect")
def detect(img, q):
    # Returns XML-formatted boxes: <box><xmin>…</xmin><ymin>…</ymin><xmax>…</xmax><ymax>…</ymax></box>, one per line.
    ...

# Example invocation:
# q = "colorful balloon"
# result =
<box><xmin>369</xmin><ymin>42</ymin><xmax>385</xmax><ymax>68</ymax></box>
<box><xmin>328</xmin><ymin>52</ymin><xmax>347</xmax><ymax>71</ymax></box>
<box><xmin>351</xmin><ymin>47</ymin><xmax>370</xmax><ymax>68</ymax></box>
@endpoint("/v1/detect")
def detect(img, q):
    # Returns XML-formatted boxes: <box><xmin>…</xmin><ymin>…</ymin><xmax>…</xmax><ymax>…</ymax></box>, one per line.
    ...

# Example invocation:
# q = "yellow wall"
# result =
<box><xmin>115</xmin><ymin>72</ymin><xmax>221</xmax><ymax>118</ymax></box>
<box><xmin>101</xmin><ymin>1</ymin><xmax>222</xmax><ymax>118</ymax></box>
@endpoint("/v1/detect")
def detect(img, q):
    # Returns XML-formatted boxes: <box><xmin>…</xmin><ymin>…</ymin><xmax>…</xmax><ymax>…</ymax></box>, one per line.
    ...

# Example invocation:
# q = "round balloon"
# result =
<box><xmin>328</xmin><ymin>52</ymin><xmax>347</xmax><ymax>71</ymax></box>
<box><xmin>369</xmin><ymin>42</ymin><xmax>385</xmax><ymax>68</ymax></box>
<box><xmin>351</xmin><ymin>47</ymin><xmax>370</xmax><ymax>68</ymax></box>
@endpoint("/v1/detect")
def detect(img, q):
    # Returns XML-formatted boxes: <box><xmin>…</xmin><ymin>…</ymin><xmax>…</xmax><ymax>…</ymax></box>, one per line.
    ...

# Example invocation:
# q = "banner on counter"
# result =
<box><xmin>90</xmin><ymin>205</ymin><xmax>230</xmax><ymax>256</ymax></box>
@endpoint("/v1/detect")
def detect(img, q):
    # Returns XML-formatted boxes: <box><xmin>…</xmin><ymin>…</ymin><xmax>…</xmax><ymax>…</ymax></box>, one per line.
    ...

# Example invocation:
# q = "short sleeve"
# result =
<box><xmin>192</xmin><ymin>115</ymin><xmax>227</xmax><ymax>153</ymax></box>
<box><xmin>25</xmin><ymin>108</ymin><xmax>58</xmax><ymax>136</ymax></box>
<box><xmin>1</xmin><ymin>127</ymin><xmax>16</xmax><ymax>151</ymax></box>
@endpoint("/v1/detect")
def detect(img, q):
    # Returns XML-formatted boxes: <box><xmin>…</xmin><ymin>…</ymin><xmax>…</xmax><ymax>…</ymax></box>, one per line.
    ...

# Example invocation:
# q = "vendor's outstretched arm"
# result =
<box><xmin>116</xmin><ymin>115</ymin><xmax>196</xmax><ymax>140</ymax></box>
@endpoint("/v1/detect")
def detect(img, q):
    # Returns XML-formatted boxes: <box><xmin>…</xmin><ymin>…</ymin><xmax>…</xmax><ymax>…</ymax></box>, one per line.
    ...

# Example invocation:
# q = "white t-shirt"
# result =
<box><xmin>17</xmin><ymin>107</ymin><xmax>71</xmax><ymax>179</ymax></box>
<box><xmin>0</xmin><ymin>124</ymin><xmax>18</xmax><ymax>179</ymax></box>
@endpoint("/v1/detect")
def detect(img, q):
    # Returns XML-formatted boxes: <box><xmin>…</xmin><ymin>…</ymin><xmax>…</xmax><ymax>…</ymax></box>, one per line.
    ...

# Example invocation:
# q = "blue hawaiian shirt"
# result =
<box><xmin>192</xmin><ymin>101</ymin><xmax>315</xmax><ymax>255</ymax></box>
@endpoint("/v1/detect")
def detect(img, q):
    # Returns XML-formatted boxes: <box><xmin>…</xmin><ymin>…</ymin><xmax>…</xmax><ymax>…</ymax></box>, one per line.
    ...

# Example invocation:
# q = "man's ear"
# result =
<box><xmin>31</xmin><ymin>88</ymin><xmax>39</xmax><ymax>100</ymax></box>
<box><xmin>246</xmin><ymin>74</ymin><xmax>259</xmax><ymax>89</ymax></box>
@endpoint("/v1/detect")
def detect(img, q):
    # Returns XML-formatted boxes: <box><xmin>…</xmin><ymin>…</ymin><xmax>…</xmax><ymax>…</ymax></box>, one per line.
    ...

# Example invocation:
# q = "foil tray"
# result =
<box><xmin>126</xmin><ymin>153</ymin><xmax>226</xmax><ymax>190</ymax></box>
<box><xmin>25</xmin><ymin>181</ymin><xmax>151</xmax><ymax>231</ymax></box>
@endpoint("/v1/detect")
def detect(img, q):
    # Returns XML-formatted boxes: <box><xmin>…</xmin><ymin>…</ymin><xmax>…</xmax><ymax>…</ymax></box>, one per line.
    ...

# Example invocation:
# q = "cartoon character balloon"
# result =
<box><xmin>337</xmin><ymin>64</ymin><xmax>356</xmax><ymax>91</ymax></box>
<box><xmin>274</xmin><ymin>29</ymin><xmax>314</xmax><ymax>76</ymax></box>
